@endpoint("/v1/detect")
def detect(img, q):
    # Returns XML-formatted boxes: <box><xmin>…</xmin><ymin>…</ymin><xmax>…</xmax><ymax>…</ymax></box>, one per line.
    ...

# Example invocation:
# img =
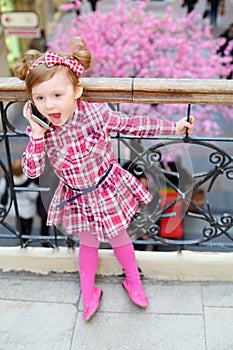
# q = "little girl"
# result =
<box><xmin>14</xmin><ymin>37</ymin><xmax>194</xmax><ymax>322</ymax></box>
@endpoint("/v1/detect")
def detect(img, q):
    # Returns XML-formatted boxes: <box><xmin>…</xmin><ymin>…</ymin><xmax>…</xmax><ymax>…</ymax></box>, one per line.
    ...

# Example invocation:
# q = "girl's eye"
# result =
<box><xmin>35</xmin><ymin>96</ymin><xmax>43</xmax><ymax>101</ymax></box>
<box><xmin>55</xmin><ymin>94</ymin><xmax>61</xmax><ymax>98</ymax></box>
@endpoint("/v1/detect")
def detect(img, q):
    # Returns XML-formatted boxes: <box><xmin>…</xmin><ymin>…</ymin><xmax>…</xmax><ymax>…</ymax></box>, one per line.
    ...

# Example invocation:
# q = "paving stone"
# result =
<box><xmin>205</xmin><ymin>307</ymin><xmax>233</xmax><ymax>350</ymax></box>
<box><xmin>0</xmin><ymin>300</ymin><xmax>76</xmax><ymax>350</ymax></box>
<box><xmin>202</xmin><ymin>283</ymin><xmax>233</xmax><ymax>307</ymax></box>
<box><xmin>1</xmin><ymin>272</ymin><xmax>80</xmax><ymax>304</ymax></box>
<box><xmin>72</xmin><ymin>312</ymin><xmax>205</xmax><ymax>350</ymax></box>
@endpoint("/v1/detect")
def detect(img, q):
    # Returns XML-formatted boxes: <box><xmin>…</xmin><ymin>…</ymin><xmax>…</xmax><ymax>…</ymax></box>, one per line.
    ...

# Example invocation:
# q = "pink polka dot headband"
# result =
<box><xmin>27</xmin><ymin>50</ymin><xmax>84</xmax><ymax>76</ymax></box>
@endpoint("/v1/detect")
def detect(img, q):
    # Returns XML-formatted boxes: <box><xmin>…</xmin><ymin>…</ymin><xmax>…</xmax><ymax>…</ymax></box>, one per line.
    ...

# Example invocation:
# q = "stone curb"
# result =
<box><xmin>0</xmin><ymin>247</ymin><xmax>233</xmax><ymax>282</ymax></box>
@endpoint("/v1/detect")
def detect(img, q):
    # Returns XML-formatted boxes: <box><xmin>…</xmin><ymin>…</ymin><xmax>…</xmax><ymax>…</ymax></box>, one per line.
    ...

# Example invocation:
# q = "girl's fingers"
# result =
<box><xmin>23</xmin><ymin>101</ymin><xmax>31</xmax><ymax>120</ymax></box>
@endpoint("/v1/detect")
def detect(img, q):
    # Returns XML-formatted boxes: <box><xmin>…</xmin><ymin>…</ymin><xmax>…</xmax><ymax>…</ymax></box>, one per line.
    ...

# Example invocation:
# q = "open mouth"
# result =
<box><xmin>49</xmin><ymin>113</ymin><xmax>60</xmax><ymax>119</ymax></box>
<box><xmin>48</xmin><ymin>113</ymin><xmax>61</xmax><ymax>123</ymax></box>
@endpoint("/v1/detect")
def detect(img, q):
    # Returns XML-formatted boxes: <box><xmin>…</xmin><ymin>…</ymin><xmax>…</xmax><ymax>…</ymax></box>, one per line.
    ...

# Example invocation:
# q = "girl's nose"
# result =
<box><xmin>45</xmin><ymin>99</ymin><xmax>54</xmax><ymax>109</ymax></box>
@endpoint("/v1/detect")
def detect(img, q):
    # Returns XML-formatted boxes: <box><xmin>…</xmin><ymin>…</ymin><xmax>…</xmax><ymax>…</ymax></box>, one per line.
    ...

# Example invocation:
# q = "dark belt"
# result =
<box><xmin>58</xmin><ymin>164</ymin><xmax>113</xmax><ymax>208</ymax></box>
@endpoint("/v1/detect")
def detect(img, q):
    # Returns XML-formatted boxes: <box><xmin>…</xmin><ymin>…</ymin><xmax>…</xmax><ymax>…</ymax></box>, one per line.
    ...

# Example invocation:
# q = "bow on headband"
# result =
<box><xmin>27</xmin><ymin>50</ymin><xmax>84</xmax><ymax>76</ymax></box>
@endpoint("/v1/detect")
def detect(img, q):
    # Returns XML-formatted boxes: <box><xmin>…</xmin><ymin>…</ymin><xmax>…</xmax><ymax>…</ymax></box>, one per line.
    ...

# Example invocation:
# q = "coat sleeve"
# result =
<box><xmin>22</xmin><ymin>127</ymin><xmax>46</xmax><ymax>179</ymax></box>
<box><xmin>99</xmin><ymin>103</ymin><xmax>177</xmax><ymax>136</ymax></box>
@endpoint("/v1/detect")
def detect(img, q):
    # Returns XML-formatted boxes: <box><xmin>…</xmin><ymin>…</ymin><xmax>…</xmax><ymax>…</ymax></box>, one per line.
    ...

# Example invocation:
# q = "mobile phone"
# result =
<box><xmin>28</xmin><ymin>100</ymin><xmax>50</xmax><ymax>130</ymax></box>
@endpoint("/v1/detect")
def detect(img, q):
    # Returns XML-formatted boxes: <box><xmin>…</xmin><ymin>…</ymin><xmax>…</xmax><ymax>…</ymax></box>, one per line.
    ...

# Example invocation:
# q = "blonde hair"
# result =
<box><xmin>14</xmin><ymin>37</ymin><xmax>92</xmax><ymax>99</ymax></box>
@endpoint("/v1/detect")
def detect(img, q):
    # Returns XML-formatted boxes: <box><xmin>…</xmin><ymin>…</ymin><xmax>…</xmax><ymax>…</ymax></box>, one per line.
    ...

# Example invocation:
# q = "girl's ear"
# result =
<box><xmin>75</xmin><ymin>84</ymin><xmax>83</xmax><ymax>100</ymax></box>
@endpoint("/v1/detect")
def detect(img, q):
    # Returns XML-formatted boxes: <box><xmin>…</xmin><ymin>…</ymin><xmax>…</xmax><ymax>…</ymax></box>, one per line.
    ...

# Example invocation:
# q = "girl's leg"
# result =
<box><xmin>78</xmin><ymin>231</ymin><xmax>102</xmax><ymax>321</ymax></box>
<box><xmin>109</xmin><ymin>229</ymin><xmax>149</xmax><ymax>308</ymax></box>
<box><xmin>78</xmin><ymin>244</ymin><xmax>99</xmax><ymax>307</ymax></box>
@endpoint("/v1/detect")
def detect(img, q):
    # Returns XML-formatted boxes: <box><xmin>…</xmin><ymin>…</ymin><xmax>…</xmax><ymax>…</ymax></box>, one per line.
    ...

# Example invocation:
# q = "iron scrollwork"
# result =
<box><xmin>0</xmin><ymin>100</ymin><xmax>232</xmax><ymax>250</ymax></box>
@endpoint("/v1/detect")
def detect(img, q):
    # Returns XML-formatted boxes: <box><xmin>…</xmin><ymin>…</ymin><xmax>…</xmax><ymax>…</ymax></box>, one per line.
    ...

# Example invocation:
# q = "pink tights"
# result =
<box><xmin>78</xmin><ymin>229</ymin><xmax>145</xmax><ymax>307</ymax></box>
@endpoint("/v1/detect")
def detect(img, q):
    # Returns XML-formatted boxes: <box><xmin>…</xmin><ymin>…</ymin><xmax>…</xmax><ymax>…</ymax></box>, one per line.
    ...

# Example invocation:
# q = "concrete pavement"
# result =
<box><xmin>1</xmin><ymin>270</ymin><xmax>233</xmax><ymax>350</ymax></box>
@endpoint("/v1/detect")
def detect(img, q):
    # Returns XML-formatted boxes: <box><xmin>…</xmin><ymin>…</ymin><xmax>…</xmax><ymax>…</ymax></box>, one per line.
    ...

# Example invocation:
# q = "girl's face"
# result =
<box><xmin>31</xmin><ymin>70</ymin><xmax>82</xmax><ymax>127</ymax></box>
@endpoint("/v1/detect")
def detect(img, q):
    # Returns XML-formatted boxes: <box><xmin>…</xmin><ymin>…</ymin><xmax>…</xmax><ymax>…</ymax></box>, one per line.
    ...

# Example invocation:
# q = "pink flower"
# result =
<box><xmin>49</xmin><ymin>0</ymin><xmax>233</xmax><ymax>136</ymax></box>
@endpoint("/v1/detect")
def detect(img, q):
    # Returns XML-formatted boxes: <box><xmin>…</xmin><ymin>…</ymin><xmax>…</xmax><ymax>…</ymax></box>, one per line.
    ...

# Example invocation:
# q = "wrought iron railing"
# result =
<box><xmin>0</xmin><ymin>77</ymin><xmax>232</xmax><ymax>251</ymax></box>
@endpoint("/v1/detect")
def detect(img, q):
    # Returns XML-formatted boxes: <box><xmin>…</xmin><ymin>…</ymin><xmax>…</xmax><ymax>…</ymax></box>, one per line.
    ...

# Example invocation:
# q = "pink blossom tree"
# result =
<box><xmin>49</xmin><ymin>0</ymin><xmax>232</xmax><ymax>136</ymax></box>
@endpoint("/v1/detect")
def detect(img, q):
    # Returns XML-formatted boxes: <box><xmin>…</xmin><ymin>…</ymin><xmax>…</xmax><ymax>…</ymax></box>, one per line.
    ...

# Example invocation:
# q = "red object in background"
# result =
<box><xmin>159</xmin><ymin>188</ymin><xmax>183</xmax><ymax>239</ymax></box>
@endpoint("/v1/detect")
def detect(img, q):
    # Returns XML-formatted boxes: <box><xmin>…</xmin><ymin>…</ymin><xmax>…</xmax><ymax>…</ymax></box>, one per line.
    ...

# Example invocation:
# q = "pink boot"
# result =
<box><xmin>122</xmin><ymin>279</ymin><xmax>149</xmax><ymax>308</ymax></box>
<box><xmin>82</xmin><ymin>288</ymin><xmax>103</xmax><ymax>321</ymax></box>
<box><xmin>79</xmin><ymin>244</ymin><xmax>103</xmax><ymax>321</ymax></box>
<box><xmin>113</xmin><ymin>242</ymin><xmax>149</xmax><ymax>308</ymax></box>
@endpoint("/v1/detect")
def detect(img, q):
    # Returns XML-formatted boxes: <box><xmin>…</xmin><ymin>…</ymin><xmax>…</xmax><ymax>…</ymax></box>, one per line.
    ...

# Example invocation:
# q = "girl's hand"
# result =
<box><xmin>175</xmin><ymin>115</ymin><xmax>195</xmax><ymax>136</ymax></box>
<box><xmin>23</xmin><ymin>101</ymin><xmax>47</xmax><ymax>139</ymax></box>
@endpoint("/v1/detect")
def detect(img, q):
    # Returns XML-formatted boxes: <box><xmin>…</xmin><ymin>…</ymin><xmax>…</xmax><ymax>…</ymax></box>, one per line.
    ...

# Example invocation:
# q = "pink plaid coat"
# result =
<box><xmin>22</xmin><ymin>102</ymin><xmax>176</xmax><ymax>241</ymax></box>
